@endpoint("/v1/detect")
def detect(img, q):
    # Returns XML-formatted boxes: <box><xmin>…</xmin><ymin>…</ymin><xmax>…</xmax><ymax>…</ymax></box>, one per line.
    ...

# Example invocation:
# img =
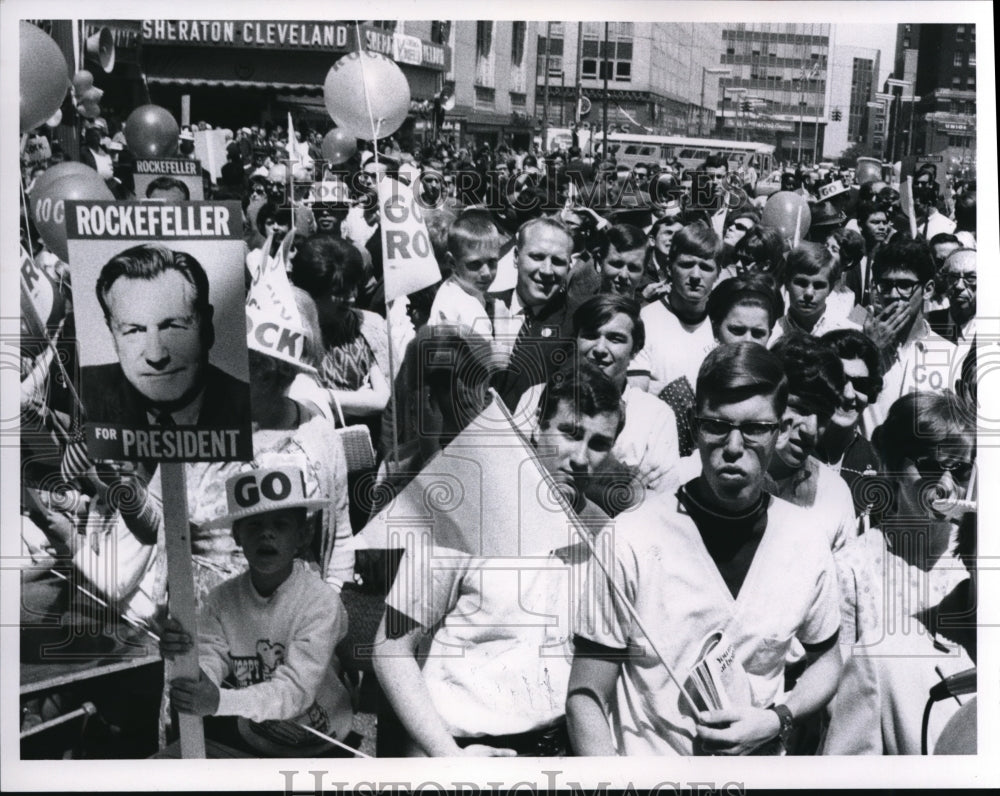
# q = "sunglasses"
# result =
<box><xmin>731</xmin><ymin>221</ymin><xmax>754</xmax><ymax>233</ymax></box>
<box><xmin>846</xmin><ymin>375</ymin><xmax>882</xmax><ymax>398</ymax></box>
<box><xmin>694</xmin><ymin>416</ymin><xmax>780</xmax><ymax>445</ymax></box>
<box><xmin>910</xmin><ymin>457</ymin><xmax>975</xmax><ymax>483</ymax></box>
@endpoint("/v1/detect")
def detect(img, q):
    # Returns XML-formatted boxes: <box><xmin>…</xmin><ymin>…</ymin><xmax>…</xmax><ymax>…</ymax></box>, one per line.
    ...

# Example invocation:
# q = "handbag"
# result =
<box><xmin>330</xmin><ymin>392</ymin><xmax>377</xmax><ymax>474</ymax></box>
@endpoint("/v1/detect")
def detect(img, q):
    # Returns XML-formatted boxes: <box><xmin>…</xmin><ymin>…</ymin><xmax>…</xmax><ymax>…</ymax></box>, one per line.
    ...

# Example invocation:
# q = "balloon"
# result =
<box><xmin>72</xmin><ymin>69</ymin><xmax>95</xmax><ymax>95</ymax></box>
<box><xmin>20</xmin><ymin>22</ymin><xmax>70</xmax><ymax>132</ymax></box>
<box><xmin>321</xmin><ymin>128</ymin><xmax>357</xmax><ymax>165</ymax></box>
<box><xmin>323</xmin><ymin>51</ymin><xmax>410</xmax><ymax>141</ymax></box>
<box><xmin>45</xmin><ymin>109</ymin><xmax>63</xmax><ymax>127</ymax></box>
<box><xmin>29</xmin><ymin>161</ymin><xmax>101</xmax><ymax>200</ymax></box>
<box><xmin>30</xmin><ymin>171</ymin><xmax>114</xmax><ymax>263</ymax></box>
<box><xmin>124</xmin><ymin>104</ymin><xmax>180</xmax><ymax>157</ymax></box>
<box><xmin>77</xmin><ymin>101</ymin><xmax>102</xmax><ymax>120</ymax></box>
<box><xmin>855</xmin><ymin>157</ymin><xmax>882</xmax><ymax>185</ymax></box>
<box><xmin>761</xmin><ymin>191</ymin><xmax>812</xmax><ymax>246</ymax></box>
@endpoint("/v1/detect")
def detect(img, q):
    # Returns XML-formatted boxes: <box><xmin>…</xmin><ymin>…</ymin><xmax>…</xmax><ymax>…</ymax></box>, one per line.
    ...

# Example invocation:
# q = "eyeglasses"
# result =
<box><xmin>944</xmin><ymin>272</ymin><xmax>977</xmax><ymax>288</ymax></box>
<box><xmin>910</xmin><ymin>456</ymin><xmax>975</xmax><ymax>483</ymax></box>
<box><xmin>847</xmin><ymin>375</ymin><xmax>882</xmax><ymax>398</ymax></box>
<box><xmin>694</xmin><ymin>416</ymin><xmax>780</xmax><ymax>445</ymax></box>
<box><xmin>875</xmin><ymin>278</ymin><xmax>922</xmax><ymax>297</ymax></box>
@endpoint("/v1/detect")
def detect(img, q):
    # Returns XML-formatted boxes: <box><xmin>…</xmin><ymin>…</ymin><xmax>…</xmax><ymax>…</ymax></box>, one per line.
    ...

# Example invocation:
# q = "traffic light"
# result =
<box><xmin>832</xmin><ymin>109</ymin><xmax>843</xmax><ymax>122</ymax></box>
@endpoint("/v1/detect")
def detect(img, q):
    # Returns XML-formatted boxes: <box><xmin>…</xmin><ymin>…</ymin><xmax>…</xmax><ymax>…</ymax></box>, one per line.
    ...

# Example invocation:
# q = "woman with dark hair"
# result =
<box><xmin>824</xmin><ymin>226</ymin><xmax>864</xmax><ymax>319</ymax></box>
<box><xmin>707</xmin><ymin>273</ymin><xmax>784</xmax><ymax>347</ymax></box>
<box><xmin>291</xmin><ymin>233</ymin><xmax>390</xmax><ymax>423</ymax></box>
<box><xmin>816</xmin><ymin>329</ymin><xmax>883</xmax><ymax>523</ymax></box>
<box><xmin>720</xmin><ymin>224</ymin><xmax>786</xmax><ymax>283</ymax></box>
<box><xmin>823</xmin><ymin>390</ymin><xmax>976</xmax><ymax>754</ymax></box>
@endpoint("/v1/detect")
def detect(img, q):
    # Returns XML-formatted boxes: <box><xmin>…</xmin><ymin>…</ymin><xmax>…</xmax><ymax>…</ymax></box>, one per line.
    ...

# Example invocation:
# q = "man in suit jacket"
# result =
<box><xmin>82</xmin><ymin>243</ymin><xmax>249</xmax><ymax>428</ymax></box>
<box><xmin>490</xmin><ymin>217</ymin><xmax>586</xmax><ymax>410</ymax></box>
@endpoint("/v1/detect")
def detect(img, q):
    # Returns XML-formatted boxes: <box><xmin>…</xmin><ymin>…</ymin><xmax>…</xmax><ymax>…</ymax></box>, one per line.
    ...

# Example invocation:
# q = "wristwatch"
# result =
<box><xmin>767</xmin><ymin>703</ymin><xmax>795</xmax><ymax>747</ymax></box>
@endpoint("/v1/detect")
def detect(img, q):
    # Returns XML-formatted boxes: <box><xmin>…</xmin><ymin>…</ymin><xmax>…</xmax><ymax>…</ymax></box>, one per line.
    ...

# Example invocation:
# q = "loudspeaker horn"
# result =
<box><xmin>85</xmin><ymin>27</ymin><xmax>115</xmax><ymax>73</ymax></box>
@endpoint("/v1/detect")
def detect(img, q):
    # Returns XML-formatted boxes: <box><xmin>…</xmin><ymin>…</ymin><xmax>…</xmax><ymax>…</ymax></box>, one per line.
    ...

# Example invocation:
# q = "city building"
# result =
<box><xmin>438</xmin><ymin>20</ymin><xmax>539</xmax><ymax>150</ymax></box>
<box><xmin>534</xmin><ymin>22</ymin><xmax>724</xmax><ymax>143</ymax></box>
<box><xmin>823</xmin><ymin>41</ymin><xmax>880</xmax><ymax>159</ymax></box>
<box><xmin>891</xmin><ymin>23</ymin><xmax>977</xmax><ymax>175</ymax></box>
<box><xmin>716</xmin><ymin>23</ymin><xmax>831</xmax><ymax>164</ymax></box>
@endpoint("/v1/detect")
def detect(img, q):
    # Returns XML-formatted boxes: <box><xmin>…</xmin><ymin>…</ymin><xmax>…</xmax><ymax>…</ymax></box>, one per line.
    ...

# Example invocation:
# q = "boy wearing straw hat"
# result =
<box><xmin>160</xmin><ymin>466</ymin><xmax>354</xmax><ymax>757</ymax></box>
<box><xmin>568</xmin><ymin>343</ymin><xmax>842</xmax><ymax>755</ymax></box>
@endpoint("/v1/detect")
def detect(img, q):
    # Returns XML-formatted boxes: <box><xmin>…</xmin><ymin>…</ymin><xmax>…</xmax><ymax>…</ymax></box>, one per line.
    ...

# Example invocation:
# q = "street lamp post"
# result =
<box><xmin>698</xmin><ymin>66</ymin><xmax>731</xmax><ymax>137</ymax></box>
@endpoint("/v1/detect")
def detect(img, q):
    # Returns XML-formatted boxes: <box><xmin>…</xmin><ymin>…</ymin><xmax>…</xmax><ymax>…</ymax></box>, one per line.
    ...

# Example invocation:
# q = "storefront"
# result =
<box><xmin>138</xmin><ymin>20</ymin><xmax>449</xmax><ymax>132</ymax></box>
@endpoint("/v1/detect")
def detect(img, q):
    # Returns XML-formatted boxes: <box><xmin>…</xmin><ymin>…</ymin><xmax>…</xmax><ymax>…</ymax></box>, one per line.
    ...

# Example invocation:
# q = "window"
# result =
<box><xmin>956</xmin><ymin>25</ymin><xmax>965</xmax><ymax>41</ymax></box>
<box><xmin>903</xmin><ymin>37</ymin><xmax>910</xmax><ymax>48</ymax></box>
<box><xmin>952</xmin><ymin>75</ymin><xmax>962</xmax><ymax>88</ymax></box>
<box><xmin>579</xmin><ymin>27</ymin><xmax>632</xmax><ymax>83</ymax></box>
<box><xmin>969</xmin><ymin>51</ymin><xmax>976</xmax><ymax>67</ymax></box>
<box><xmin>511</xmin><ymin>21</ymin><xmax>526</xmax><ymax>65</ymax></box>
<box><xmin>953</xmin><ymin>52</ymin><xmax>964</xmax><ymax>67</ymax></box>
<box><xmin>536</xmin><ymin>33</ymin><xmax>564</xmax><ymax>77</ymax></box>
<box><xmin>967</xmin><ymin>74</ymin><xmax>975</xmax><ymax>89</ymax></box>
<box><xmin>475</xmin><ymin>21</ymin><xmax>495</xmax><ymax>87</ymax></box>
<box><xmin>430</xmin><ymin>21</ymin><xmax>450</xmax><ymax>45</ymax></box>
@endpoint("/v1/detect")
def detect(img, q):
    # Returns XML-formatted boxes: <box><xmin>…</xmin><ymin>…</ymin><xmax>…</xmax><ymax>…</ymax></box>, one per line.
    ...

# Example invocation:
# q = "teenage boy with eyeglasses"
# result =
<box><xmin>860</xmin><ymin>236</ymin><xmax>957</xmax><ymax>436</ymax></box>
<box><xmin>568</xmin><ymin>342</ymin><xmax>842</xmax><ymax>756</ymax></box>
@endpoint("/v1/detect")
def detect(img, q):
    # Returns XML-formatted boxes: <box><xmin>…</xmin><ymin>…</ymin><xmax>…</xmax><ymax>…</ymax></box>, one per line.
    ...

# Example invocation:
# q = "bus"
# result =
<box><xmin>597</xmin><ymin>133</ymin><xmax>776</xmax><ymax>177</ymax></box>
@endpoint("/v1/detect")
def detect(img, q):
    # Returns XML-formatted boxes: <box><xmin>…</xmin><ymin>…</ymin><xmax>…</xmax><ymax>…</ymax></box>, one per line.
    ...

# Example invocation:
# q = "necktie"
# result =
<box><xmin>155</xmin><ymin>411</ymin><xmax>176</xmax><ymax>427</ymax></box>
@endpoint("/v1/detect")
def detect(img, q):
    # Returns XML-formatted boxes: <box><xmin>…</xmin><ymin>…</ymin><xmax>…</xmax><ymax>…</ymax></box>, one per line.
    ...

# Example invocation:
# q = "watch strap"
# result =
<box><xmin>767</xmin><ymin>703</ymin><xmax>795</xmax><ymax>744</ymax></box>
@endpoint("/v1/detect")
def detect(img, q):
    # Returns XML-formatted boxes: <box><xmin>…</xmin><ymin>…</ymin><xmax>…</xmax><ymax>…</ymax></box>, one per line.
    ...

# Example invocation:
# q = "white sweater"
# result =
<box><xmin>199</xmin><ymin>560</ymin><xmax>353</xmax><ymax>751</ymax></box>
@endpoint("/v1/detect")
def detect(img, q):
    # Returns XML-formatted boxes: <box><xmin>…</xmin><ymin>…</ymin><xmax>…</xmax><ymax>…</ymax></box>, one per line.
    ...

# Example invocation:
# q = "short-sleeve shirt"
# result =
<box><xmin>386</xmin><ymin>540</ymin><xmax>596</xmax><ymax>738</ymax></box>
<box><xmin>574</xmin><ymin>494</ymin><xmax>841</xmax><ymax>755</ymax></box>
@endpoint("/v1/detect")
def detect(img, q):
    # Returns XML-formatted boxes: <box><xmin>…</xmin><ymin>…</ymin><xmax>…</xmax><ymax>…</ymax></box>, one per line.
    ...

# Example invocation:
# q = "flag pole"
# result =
<box><xmin>488</xmin><ymin>389</ymin><xmax>701</xmax><ymax>717</ymax></box>
<box><xmin>355</xmin><ymin>21</ymin><xmax>400</xmax><ymax>468</ymax></box>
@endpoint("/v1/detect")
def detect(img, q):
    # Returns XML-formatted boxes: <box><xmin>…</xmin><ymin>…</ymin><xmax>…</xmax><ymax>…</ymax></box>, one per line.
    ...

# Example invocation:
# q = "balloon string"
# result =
<box><xmin>353</xmin><ymin>22</ymin><xmax>382</xmax><ymax>145</ymax></box>
<box><xmin>19</xmin><ymin>171</ymin><xmax>86</xmax><ymax>416</ymax></box>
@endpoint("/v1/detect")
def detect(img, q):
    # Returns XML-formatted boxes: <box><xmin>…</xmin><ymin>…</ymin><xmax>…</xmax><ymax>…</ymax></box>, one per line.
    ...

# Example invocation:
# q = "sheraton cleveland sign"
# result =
<box><xmin>140</xmin><ymin>20</ymin><xmax>447</xmax><ymax>68</ymax></box>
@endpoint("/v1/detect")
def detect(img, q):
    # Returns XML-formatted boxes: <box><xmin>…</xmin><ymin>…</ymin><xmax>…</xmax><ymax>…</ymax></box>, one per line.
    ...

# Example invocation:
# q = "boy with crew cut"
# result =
<box><xmin>160</xmin><ymin>465</ymin><xmax>353</xmax><ymax>757</ymax></box>
<box><xmin>427</xmin><ymin>209</ymin><xmax>504</xmax><ymax>343</ymax></box>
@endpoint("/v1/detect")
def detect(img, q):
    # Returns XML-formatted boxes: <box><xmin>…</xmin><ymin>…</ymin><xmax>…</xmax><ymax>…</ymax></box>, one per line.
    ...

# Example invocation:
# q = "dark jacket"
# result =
<box><xmin>80</xmin><ymin>361</ymin><xmax>250</xmax><ymax>430</ymax></box>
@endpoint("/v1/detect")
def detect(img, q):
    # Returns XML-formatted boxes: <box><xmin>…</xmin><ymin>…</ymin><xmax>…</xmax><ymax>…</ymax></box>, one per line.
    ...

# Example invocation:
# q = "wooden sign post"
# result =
<box><xmin>160</xmin><ymin>462</ymin><xmax>205</xmax><ymax>758</ymax></box>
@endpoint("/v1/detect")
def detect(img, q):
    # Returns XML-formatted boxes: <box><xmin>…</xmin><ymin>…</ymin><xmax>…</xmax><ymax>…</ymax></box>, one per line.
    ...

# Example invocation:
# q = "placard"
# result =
<box><xmin>66</xmin><ymin>200</ymin><xmax>251</xmax><ymax>462</ymax></box>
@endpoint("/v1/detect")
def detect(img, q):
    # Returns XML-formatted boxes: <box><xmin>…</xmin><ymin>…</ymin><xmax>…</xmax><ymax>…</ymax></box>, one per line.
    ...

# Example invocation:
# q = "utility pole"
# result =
<box><xmin>602</xmin><ymin>21</ymin><xmax>609</xmax><ymax>162</ymax></box>
<box><xmin>542</xmin><ymin>22</ymin><xmax>552</xmax><ymax>152</ymax></box>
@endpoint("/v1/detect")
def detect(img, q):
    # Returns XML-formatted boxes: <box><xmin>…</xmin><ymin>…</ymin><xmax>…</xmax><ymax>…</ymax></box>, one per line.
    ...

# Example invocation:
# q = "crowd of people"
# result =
<box><xmin>18</xmin><ymin>107</ymin><xmax>979</xmax><ymax>759</ymax></box>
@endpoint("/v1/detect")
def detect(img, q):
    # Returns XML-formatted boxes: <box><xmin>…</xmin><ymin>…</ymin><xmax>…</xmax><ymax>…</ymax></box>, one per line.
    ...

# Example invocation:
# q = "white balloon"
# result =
<box><xmin>323</xmin><ymin>51</ymin><xmax>410</xmax><ymax>141</ymax></box>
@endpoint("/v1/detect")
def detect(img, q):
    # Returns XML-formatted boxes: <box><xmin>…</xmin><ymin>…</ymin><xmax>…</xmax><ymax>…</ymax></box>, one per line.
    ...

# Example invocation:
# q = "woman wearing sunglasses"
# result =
<box><xmin>816</xmin><ymin>329</ymin><xmax>884</xmax><ymax>526</ymax></box>
<box><xmin>822</xmin><ymin>389</ymin><xmax>976</xmax><ymax>754</ymax></box>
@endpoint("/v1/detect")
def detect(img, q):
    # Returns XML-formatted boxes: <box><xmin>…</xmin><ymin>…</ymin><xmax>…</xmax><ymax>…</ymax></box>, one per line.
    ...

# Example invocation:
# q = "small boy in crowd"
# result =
<box><xmin>160</xmin><ymin>466</ymin><xmax>354</xmax><ymax>757</ymax></box>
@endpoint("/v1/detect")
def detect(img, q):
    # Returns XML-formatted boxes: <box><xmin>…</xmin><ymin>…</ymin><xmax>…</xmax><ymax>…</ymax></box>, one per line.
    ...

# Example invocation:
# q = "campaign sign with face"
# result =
<box><xmin>66</xmin><ymin>200</ymin><xmax>251</xmax><ymax>462</ymax></box>
<box><xmin>133</xmin><ymin>158</ymin><xmax>205</xmax><ymax>201</ymax></box>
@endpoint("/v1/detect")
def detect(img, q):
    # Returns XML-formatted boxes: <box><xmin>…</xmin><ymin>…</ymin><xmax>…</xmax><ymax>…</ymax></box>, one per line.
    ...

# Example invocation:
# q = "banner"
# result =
<box><xmin>133</xmin><ymin>157</ymin><xmax>205</xmax><ymax>200</ymax></box>
<box><xmin>377</xmin><ymin>177</ymin><xmax>441</xmax><ymax>302</ymax></box>
<box><xmin>355</xmin><ymin>395</ymin><xmax>586</xmax><ymax>558</ymax></box>
<box><xmin>193</xmin><ymin>129</ymin><xmax>228</xmax><ymax>183</ymax></box>
<box><xmin>66</xmin><ymin>200</ymin><xmax>251</xmax><ymax>462</ymax></box>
